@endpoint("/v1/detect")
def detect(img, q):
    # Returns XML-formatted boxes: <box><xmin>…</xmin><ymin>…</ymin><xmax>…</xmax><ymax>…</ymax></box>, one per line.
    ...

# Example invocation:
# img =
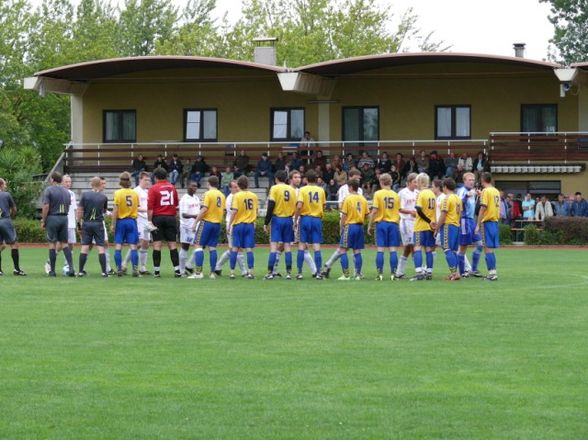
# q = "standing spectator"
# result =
<box><xmin>428</xmin><ymin>150</ymin><xmax>445</xmax><ymax>179</ymax></box>
<box><xmin>342</xmin><ymin>153</ymin><xmax>356</xmax><ymax>172</ymax></box>
<box><xmin>500</xmin><ymin>192</ymin><xmax>511</xmax><ymax>225</ymax></box>
<box><xmin>274</xmin><ymin>152</ymin><xmax>287</xmax><ymax>172</ymax></box>
<box><xmin>393</xmin><ymin>153</ymin><xmax>406</xmax><ymax>180</ymax></box>
<box><xmin>473</xmin><ymin>152</ymin><xmax>490</xmax><ymax>182</ymax></box>
<box><xmin>511</xmin><ymin>194</ymin><xmax>523</xmax><ymax>223</ymax></box>
<box><xmin>255</xmin><ymin>153</ymin><xmax>274</xmax><ymax>188</ymax></box>
<box><xmin>535</xmin><ymin>196</ymin><xmax>554</xmax><ymax>221</ymax></box>
<box><xmin>300</xmin><ymin>130</ymin><xmax>315</xmax><ymax>148</ymax></box>
<box><xmin>357</xmin><ymin>151</ymin><xmax>375</xmax><ymax>169</ymax></box>
<box><xmin>571</xmin><ymin>192</ymin><xmax>588</xmax><ymax>217</ymax></box>
<box><xmin>416</xmin><ymin>150</ymin><xmax>429</xmax><ymax>174</ymax></box>
<box><xmin>375</xmin><ymin>152</ymin><xmax>392</xmax><ymax>173</ymax></box>
<box><xmin>131</xmin><ymin>154</ymin><xmax>146</xmax><ymax>186</ymax></box>
<box><xmin>234</xmin><ymin>150</ymin><xmax>250</xmax><ymax>178</ymax></box>
<box><xmin>312</xmin><ymin>150</ymin><xmax>327</xmax><ymax>172</ymax></box>
<box><xmin>553</xmin><ymin>193</ymin><xmax>571</xmax><ymax>216</ymax></box>
<box><xmin>522</xmin><ymin>193</ymin><xmax>536</xmax><ymax>220</ymax></box>
<box><xmin>404</xmin><ymin>156</ymin><xmax>419</xmax><ymax>177</ymax></box>
<box><xmin>220</xmin><ymin>167</ymin><xmax>234</xmax><ymax>196</ymax></box>
<box><xmin>190</xmin><ymin>155</ymin><xmax>208</xmax><ymax>187</ymax></box>
<box><xmin>444</xmin><ymin>152</ymin><xmax>458</xmax><ymax>178</ymax></box>
<box><xmin>168</xmin><ymin>154</ymin><xmax>183</xmax><ymax>187</ymax></box>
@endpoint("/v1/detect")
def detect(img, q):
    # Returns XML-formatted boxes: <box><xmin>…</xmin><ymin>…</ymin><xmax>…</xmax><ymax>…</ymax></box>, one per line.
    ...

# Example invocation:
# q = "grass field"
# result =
<box><xmin>1</xmin><ymin>247</ymin><xmax>587</xmax><ymax>439</ymax></box>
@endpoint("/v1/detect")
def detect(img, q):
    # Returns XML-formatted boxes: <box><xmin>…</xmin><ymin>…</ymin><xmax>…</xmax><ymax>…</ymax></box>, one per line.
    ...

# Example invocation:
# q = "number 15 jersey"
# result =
<box><xmin>148</xmin><ymin>181</ymin><xmax>179</xmax><ymax>216</ymax></box>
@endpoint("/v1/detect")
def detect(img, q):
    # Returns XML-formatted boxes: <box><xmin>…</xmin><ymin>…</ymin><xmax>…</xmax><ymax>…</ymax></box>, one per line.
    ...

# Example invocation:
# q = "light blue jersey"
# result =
<box><xmin>457</xmin><ymin>186</ymin><xmax>477</xmax><ymax>220</ymax></box>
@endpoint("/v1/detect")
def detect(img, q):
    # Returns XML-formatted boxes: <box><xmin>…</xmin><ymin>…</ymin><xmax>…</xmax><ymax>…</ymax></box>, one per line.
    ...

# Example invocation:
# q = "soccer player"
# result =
<box><xmin>111</xmin><ymin>172</ymin><xmax>140</xmax><ymax>277</ymax></box>
<box><xmin>294</xmin><ymin>170</ymin><xmax>326</xmax><ymax>280</ymax></box>
<box><xmin>0</xmin><ymin>178</ymin><xmax>26</xmax><ymax>276</ymax></box>
<box><xmin>41</xmin><ymin>172</ymin><xmax>75</xmax><ymax>277</ymax></box>
<box><xmin>227</xmin><ymin>175</ymin><xmax>258</xmax><ymax>279</ymax></box>
<box><xmin>178</xmin><ymin>182</ymin><xmax>201</xmax><ymax>276</ymax></box>
<box><xmin>77</xmin><ymin>176</ymin><xmax>109</xmax><ymax>277</ymax></box>
<box><xmin>122</xmin><ymin>171</ymin><xmax>151</xmax><ymax>274</ymax></box>
<box><xmin>334</xmin><ymin>179</ymin><xmax>368</xmax><ymax>280</ymax></box>
<box><xmin>457</xmin><ymin>172</ymin><xmax>483</xmax><ymax>277</ymax></box>
<box><xmin>411</xmin><ymin>173</ymin><xmax>436</xmax><ymax>281</ymax></box>
<box><xmin>214</xmin><ymin>180</ymin><xmax>247</xmax><ymax>276</ymax></box>
<box><xmin>395</xmin><ymin>173</ymin><xmax>419</xmax><ymax>279</ymax></box>
<box><xmin>148</xmin><ymin>167</ymin><xmax>181</xmax><ymax>277</ymax></box>
<box><xmin>436</xmin><ymin>178</ymin><xmax>462</xmax><ymax>280</ymax></box>
<box><xmin>63</xmin><ymin>174</ymin><xmax>78</xmax><ymax>274</ymax></box>
<box><xmin>264</xmin><ymin>170</ymin><xmax>296</xmax><ymax>280</ymax></box>
<box><xmin>476</xmin><ymin>172</ymin><xmax>500</xmax><ymax>281</ymax></box>
<box><xmin>367</xmin><ymin>173</ymin><xmax>400</xmax><ymax>280</ymax></box>
<box><xmin>190</xmin><ymin>175</ymin><xmax>226</xmax><ymax>279</ymax></box>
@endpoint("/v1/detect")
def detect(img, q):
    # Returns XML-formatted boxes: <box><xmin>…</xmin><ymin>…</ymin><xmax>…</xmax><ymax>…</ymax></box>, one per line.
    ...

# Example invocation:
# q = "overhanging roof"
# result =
<box><xmin>34</xmin><ymin>55</ymin><xmax>286</xmax><ymax>81</ymax></box>
<box><xmin>296</xmin><ymin>52</ymin><xmax>560</xmax><ymax>76</ymax></box>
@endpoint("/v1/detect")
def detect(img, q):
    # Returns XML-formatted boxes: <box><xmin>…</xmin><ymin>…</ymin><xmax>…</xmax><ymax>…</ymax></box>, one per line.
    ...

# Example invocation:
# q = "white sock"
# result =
<box><xmin>123</xmin><ymin>250</ymin><xmax>131</xmax><ymax>268</ymax></box>
<box><xmin>325</xmin><ymin>249</ymin><xmax>339</xmax><ymax>268</ymax></box>
<box><xmin>179</xmin><ymin>248</ymin><xmax>187</xmax><ymax>273</ymax></box>
<box><xmin>216</xmin><ymin>250</ymin><xmax>230</xmax><ymax>270</ymax></box>
<box><xmin>272</xmin><ymin>251</ymin><xmax>282</xmax><ymax>273</ymax></box>
<box><xmin>304</xmin><ymin>251</ymin><xmax>317</xmax><ymax>274</ymax></box>
<box><xmin>237</xmin><ymin>253</ymin><xmax>246</xmax><ymax>274</ymax></box>
<box><xmin>186</xmin><ymin>250</ymin><xmax>195</xmax><ymax>270</ymax></box>
<box><xmin>464</xmin><ymin>254</ymin><xmax>472</xmax><ymax>272</ymax></box>
<box><xmin>105</xmin><ymin>249</ymin><xmax>112</xmax><ymax>272</ymax></box>
<box><xmin>139</xmin><ymin>249</ymin><xmax>148</xmax><ymax>271</ymax></box>
<box><xmin>397</xmin><ymin>255</ymin><xmax>408</xmax><ymax>276</ymax></box>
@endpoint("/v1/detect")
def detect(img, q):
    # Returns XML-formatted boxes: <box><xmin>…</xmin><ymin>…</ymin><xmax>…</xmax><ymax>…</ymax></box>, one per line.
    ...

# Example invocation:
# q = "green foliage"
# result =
<box><xmin>0</xmin><ymin>147</ymin><xmax>43</xmax><ymax>218</ymax></box>
<box><xmin>13</xmin><ymin>218</ymin><xmax>46</xmax><ymax>242</ymax></box>
<box><xmin>540</xmin><ymin>0</ymin><xmax>588</xmax><ymax>64</ymax></box>
<box><xmin>523</xmin><ymin>224</ymin><xmax>542</xmax><ymax>245</ymax></box>
<box><xmin>499</xmin><ymin>223</ymin><xmax>513</xmax><ymax>245</ymax></box>
<box><xmin>544</xmin><ymin>216</ymin><xmax>588</xmax><ymax>244</ymax></box>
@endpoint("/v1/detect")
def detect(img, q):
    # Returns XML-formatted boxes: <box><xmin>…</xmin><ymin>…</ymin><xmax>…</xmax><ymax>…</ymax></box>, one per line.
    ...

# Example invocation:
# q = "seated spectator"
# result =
<box><xmin>334</xmin><ymin>166</ymin><xmax>347</xmax><ymax>186</ymax></box>
<box><xmin>375</xmin><ymin>152</ymin><xmax>392</xmax><ymax>173</ymax></box>
<box><xmin>428</xmin><ymin>150</ymin><xmax>445</xmax><ymax>179</ymax></box>
<box><xmin>330</xmin><ymin>154</ymin><xmax>342</xmax><ymax>170</ymax></box>
<box><xmin>234</xmin><ymin>150</ymin><xmax>250</xmax><ymax>178</ymax></box>
<box><xmin>190</xmin><ymin>155</ymin><xmax>207</xmax><ymax>187</ymax></box>
<box><xmin>403</xmin><ymin>156</ymin><xmax>419</xmax><ymax>178</ymax></box>
<box><xmin>458</xmin><ymin>152</ymin><xmax>473</xmax><ymax>172</ymax></box>
<box><xmin>298</xmin><ymin>164</ymin><xmax>306</xmax><ymax>176</ymax></box>
<box><xmin>153</xmin><ymin>154</ymin><xmax>168</xmax><ymax>171</ymax></box>
<box><xmin>444</xmin><ymin>152</ymin><xmax>458</xmax><ymax>178</ymax></box>
<box><xmin>342</xmin><ymin>153</ymin><xmax>356</xmax><ymax>172</ymax></box>
<box><xmin>131</xmin><ymin>154</ymin><xmax>146</xmax><ymax>186</ymax></box>
<box><xmin>209</xmin><ymin>165</ymin><xmax>222</xmax><ymax>181</ymax></box>
<box><xmin>357</xmin><ymin>151</ymin><xmax>375</xmax><ymax>169</ymax></box>
<box><xmin>371</xmin><ymin>168</ymin><xmax>382</xmax><ymax>195</ymax></box>
<box><xmin>220</xmin><ymin>166</ymin><xmax>234</xmax><ymax>196</ymax></box>
<box><xmin>312</xmin><ymin>150</ymin><xmax>327</xmax><ymax>172</ymax></box>
<box><xmin>416</xmin><ymin>150</ymin><xmax>429</xmax><ymax>174</ymax></box>
<box><xmin>473</xmin><ymin>152</ymin><xmax>490</xmax><ymax>182</ymax></box>
<box><xmin>327</xmin><ymin>179</ymin><xmax>339</xmax><ymax>202</ymax></box>
<box><xmin>390</xmin><ymin>165</ymin><xmax>401</xmax><ymax>191</ymax></box>
<box><xmin>255</xmin><ymin>153</ymin><xmax>273</xmax><ymax>188</ymax></box>
<box><xmin>360</xmin><ymin>162</ymin><xmax>375</xmax><ymax>194</ymax></box>
<box><xmin>289</xmin><ymin>152</ymin><xmax>303</xmax><ymax>172</ymax></box>
<box><xmin>553</xmin><ymin>193</ymin><xmax>571</xmax><ymax>216</ymax></box>
<box><xmin>393</xmin><ymin>153</ymin><xmax>406</xmax><ymax>181</ymax></box>
<box><xmin>323</xmin><ymin>163</ymin><xmax>335</xmax><ymax>183</ymax></box>
<box><xmin>535</xmin><ymin>196</ymin><xmax>554</xmax><ymax>221</ymax></box>
<box><xmin>168</xmin><ymin>154</ymin><xmax>183</xmax><ymax>187</ymax></box>
<box><xmin>273</xmin><ymin>152</ymin><xmax>286</xmax><ymax>172</ymax></box>
<box><xmin>317</xmin><ymin>176</ymin><xmax>328</xmax><ymax>194</ymax></box>
<box><xmin>522</xmin><ymin>193</ymin><xmax>536</xmax><ymax>220</ymax></box>
<box><xmin>571</xmin><ymin>192</ymin><xmax>588</xmax><ymax>217</ymax></box>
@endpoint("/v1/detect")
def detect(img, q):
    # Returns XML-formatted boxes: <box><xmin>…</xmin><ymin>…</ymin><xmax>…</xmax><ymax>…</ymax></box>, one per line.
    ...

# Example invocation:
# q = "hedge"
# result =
<box><xmin>524</xmin><ymin>217</ymin><xmax>588</xmax><ymax>245</ymax></box>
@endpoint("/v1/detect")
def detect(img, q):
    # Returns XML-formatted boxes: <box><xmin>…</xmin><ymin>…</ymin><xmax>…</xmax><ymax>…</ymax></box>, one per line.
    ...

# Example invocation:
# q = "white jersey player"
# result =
<box><xmin>395</xmin><ymin>172</ymin><xmax>419</xmax><ymax>278</ymax></box>
<box><xmin>178</xmin><ymin>182</ymin><xmax>201</xmax><ymax>275</ymax></box>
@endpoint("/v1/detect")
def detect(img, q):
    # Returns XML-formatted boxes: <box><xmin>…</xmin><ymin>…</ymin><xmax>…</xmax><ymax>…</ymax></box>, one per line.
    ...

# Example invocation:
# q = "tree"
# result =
<box><xmin>540</xmin><ymin>0</ymin><xmax>588</xmax><ymax>64</ymax></box>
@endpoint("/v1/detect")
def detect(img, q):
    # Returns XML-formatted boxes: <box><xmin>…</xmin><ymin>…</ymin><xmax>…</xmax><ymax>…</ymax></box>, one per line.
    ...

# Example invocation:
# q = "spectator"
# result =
<box><xmin>535</xmin><ymin>195</ymin><xmax>554</xmax><ymax>221</ymax></box>
<box><xmin>571</xmin><ymin>192</ymin><xmax>588</xmax><ymax>217</ymax></box>
<box><xmin>371</xmin><ymin>168</ymin><xmax>382</xmax><ymax>194</ymax></box>
<box><xmin>153</xmin><ymin>154</ymin><xmax>168</xmax><ymax>171</ymax></box>
<box><xmin>273</xmin><ymin>152</ymin><xmax>286</xmax><ymax>172</ymax></box>
<box><xmin>357</xmin><ymin>151</ymin><xmax>375</xmax><ymax>169</ymax></box>
<box><xmin>298</xmin><ymin>164</ymin><xmax>306</xmax><ymax>176</ymax></box>
<box><xmin>404</xmin><ymin>156</ymin><xmax>419</xmax><ymax>177</ymax></box>
<box><xmin>375</xmin><ymin>152</ymin><xmax>392</xmax><ymax>173</ymax></box>
<box><xmin>428</xmin><ymin>150</ymin><xmax>445</xmax><ymax>179</ymax></box>
<box><xmin>457</xmin><ymin>152</ymin><xmax>473</xmax><ymax>172</ymax></box>
<box><xmin>416</xmin><ymin>150</ymin><xmax>429</xmax><ymax>174</ymax></box>
<box><xmin>342</xmin><ymin>153</ymin><xmax>356</xmax><ymax>172</ymax></box>
<box><xmin>290</xmin><ymin>152</ymin><xmax>302</xmax><ymax>171</ymax></box>
<box><xmin>360</xmin><ymin>162</ymin><xmax>375</xmax><ymax>195</ymax></box>
<box><xmin>334</xmin><ymin>166</ymin><xmax>347</xmax><ymax>186</ymax></box>
<box><xmin>473</xmin><ymin>152</ymin><xmax>490</xmax><ymax>182</ymax></box>
<box><xmin>327</xmin><ymin>179</ymin><xmax>339</xmax><ymax>202</ymax></box>
<box><xmin>209</xmin><ymin>165</ymin><xmax>222</xmax><ymax>181</ymax></box>
<box><xmin>300</xmin><ymin>130</ymin><xmax>315</xmax><ymax>148</ymax></box>
<box><xmin>190</xmin><ymin>155</ymin><xmax>207</xmax><ymax>187</ymax></box>
<box><xmin>553</xmin><ymin>193</ymin><xmax>571</xmax><ymax>216</ymax></box>
<box><xmin>522</xmin><ymin>193</ymin><xmax>536</xmax><ymax>220</ymax></box>
<box><xmin>220</xmin><ymin>166</ymin><xmax>234</xmax><ymax>196</ymax></box>
<box><xmin>168</xmin><ymin>154</ymin><xmax>183</xmax><ymax>187</ymax></box>
<box><xmin>390</xmin><ymin>165</ymin><xmax>401</xmax><ymax>191</ymax></box>
<box><xmin>323</xmin><ymin>163</ymin><xmax>335</xmax><ymax>183</ymax></box>
<box><xmin>234</xmin><ymin>150</ymin><xmax>250</xmax><ymax>177</ymax></box>
<box><xmin>444</xmin><ymin>152</ymin><xmax>458</xmax><ymax>178</ymax></box>
<box><xmin>312</xmin><ymin>150</ymin><xmax>327</xmax><ymax>172</ymax></box>
<box><xmin>393</xmin><ymin>153</ymin><xmax>406</xmax><ymax>179</ymax></box>
<box><xmin>511</xmin><ymin>194</ymin><xmax>523</xmax><ymax>223</ymax></box>
<box><xmin>317</xmin><ymin>176</ymin><xmax>328</xmax><ymax>194</ymax></box>
<box><xmin>131</xmin><ymin>154</ymin><xmax>146</xmax><ymax>186</ymax></box>
<box><xmin>330</xmin><ymin>154</ymin><xmax>342</xmax><ymax>170</ymax></box>
<box><xmin>254</xmin><ymin>153</ymin><xmax>273</xmax><ymax>188</ymax></box>
<box><xmin>500</xmin><ymin>192</ymin><xmax>511</xmax><ymax>225</ymax></box>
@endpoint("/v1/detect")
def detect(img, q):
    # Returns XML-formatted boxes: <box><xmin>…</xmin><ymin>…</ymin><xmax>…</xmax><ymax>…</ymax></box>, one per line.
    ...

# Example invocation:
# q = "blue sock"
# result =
<box><xmin>297</xmin><ymin>250</ymin><xmax>305</xmax><ymax>273</ymax></box>
<box><xmin>390</xmin><ymin>251</ymin><xmax>398</xmax><ymax>273</ymax></box>
<box><xmin>472</xmin><ymin>245</ymin><xmax>483</xmax><ymax>271</ymax></box>
<box><xmin>444</xmin><ymin>250</ymin><xmax>457</xmax><ymax>270</ymax></box>
<box><xmin>340</xmin><ymin>252</ymin><xmax>349</xmax><ymax>271</ymax></box>
<box><xmin>268</xmin><ymin>252</ymin><xmax>277</xmax><ymax>271</ymax></box>
<box><xmin>354</xmin><ymin>253</ymin><xmax>363</xmax><ymax>274</ymax></box>
<box><xmin>414</xmin><ymin>251</ymin><xmax>423</xmax><ymax>271</ymax></box>
<box><xmin>247</xmin><ymin>251</ymin><xmax>254</xmax><ymax>270</ymax></box>
<box><xmin>131</xmin><ymin>249</ymin><xmax>138</xmax><ymax>268</ymax></box>
<box><xmin>230</xmin><ymin>251</ymin><xmax>237</xmax><ymax>270</ymax></box>
<box><xmin>426</xmin><ymin>251</ymin><xmax>434</xmax><ymax>270</ymax></box>
<box><xmin>114</xmin><ymin>249</ymin><xmax>122</xmax><ymax>270</ymax></box>
<box><xmin>285</xmin><ymin>251</ymin><xmax>292</xmax><ymax>271</ymax></box>
<box><xmin>314</xmin><ymin>251</ymin><xmax>322</xmax><ymax>270</ymax></box>
<box><xmin>457</xmin><ymin>253</ymin><xmax>465</xmax><ymax>275</ymax></box>
<box><xmin>485</xmin><ymin>252</ymin><xmax>496</xmax><ymax>271</ymax></box>
<box><xmin>376</xmin><ymin>251</ymin><xmax>384</xmax><ymax>272</ymax></box>
<box><xmin>210</xmin><ymin>250</ymin><xmax>218</xmax><ymax>271</ymax></box>
<box><xmin>195</xmin><ymin>250</ymin><xmax>205</xmax><ymax>268</ymax></box>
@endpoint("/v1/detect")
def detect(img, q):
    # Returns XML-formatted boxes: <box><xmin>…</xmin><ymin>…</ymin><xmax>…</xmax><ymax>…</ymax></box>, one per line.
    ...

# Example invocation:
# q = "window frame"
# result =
<box><xmin>183</xmin><ymin>108</ymin><xmax>218</xmax><ymax>142</ymax></box>
<box><xmin>103</xmin><ymin>110</ymin><xmax>136</xmax><ymax>143</ymax></box>
<box><xmin>434</xmin><ymin>105</ymin><xmax>471</xmax><ymax>140</ymax></box>
<box><xmin>520</xmin><ymin>104</ymin><xmax>558</xmax><ymax>133</ymax></box>
<box><xmin>270</xmin><ymin>107</ymin><xmax>305</xmax><ymax>141</ymax></box>
<box><xmin>341</xmin><ymin>106</ymin><xmax>380</xmax><ymax>145</ymax></box>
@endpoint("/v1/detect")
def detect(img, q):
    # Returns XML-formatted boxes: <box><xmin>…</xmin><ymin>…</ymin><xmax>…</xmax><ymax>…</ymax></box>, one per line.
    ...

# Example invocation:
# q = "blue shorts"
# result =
<box><xmin>414</xmin><ymin>230</ymin><xmax>435</xmax><ymax>248</ymax></box>
<box><xmin>232</xmin><ymin>223</ymin><xmax>255</xmax><ymax>249</ymax></box>
<box><xmin>340</xmin><ymin>224</ymin><xmax>365</xmax><ymax>250</ymax></box>
<box><xmin>271</xmin><ymin>216</ymin><xmax>294</xmax><ymax>243</ymax></box>
<box><xmin>375</xmin><ymin>221</ymin><xmax>401</xmax><ymax>247</ymax></box>
<box><xmin>482</xmin><ymin>221</ymin><xmax>500</xmax><ymax>249</ymax></box>
<box><xmin>114</xmin><ymin>218</ymin><xmax>138</xmax><ymax>245</ymax></box>
<box><xmin>459</xmin><ymin>217</ymin><xmax>482</xmax><ymax>246</ymax></box>
<box><xmin>195</xmin><ymin>221</ymin><xmax>221</xmax><ymax>248</ymax></box>
<box><xmin>299</xmin><ymin>216</ymin><xmax>323</xmax><ymax>244</ymax></box>
<box><xmin>440</xmin><ymin>224</ymin><xmax>459</xmax><ymax>251</ymax></box>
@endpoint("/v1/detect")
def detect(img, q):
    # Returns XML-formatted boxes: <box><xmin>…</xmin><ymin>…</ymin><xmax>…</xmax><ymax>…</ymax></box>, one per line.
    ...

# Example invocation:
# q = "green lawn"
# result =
<box><xmin>1</xmin><ymin>248</ymin><xmax>587</xmax><ymax>439</ymax></box>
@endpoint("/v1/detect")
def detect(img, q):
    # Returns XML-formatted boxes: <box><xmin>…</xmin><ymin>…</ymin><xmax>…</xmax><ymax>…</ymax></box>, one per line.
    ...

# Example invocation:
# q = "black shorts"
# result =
<box><xmin>0</xmin><ymin>219</ymin><xmax>17</xmax><ymax>244</ymax></box>
<box><xmin>46</xmin><ymin>215</ymin><xmax>68</xmax><ymax>243</ymax></box>
<box><xmin>82</xmin><ymin>221</ymin><xmax>106</xmax><ymax>246</ymax></box>
<box><xmin>152</xmin><ymin>215</ymin><xmax>178</xmax><ymax>242</ymax></box>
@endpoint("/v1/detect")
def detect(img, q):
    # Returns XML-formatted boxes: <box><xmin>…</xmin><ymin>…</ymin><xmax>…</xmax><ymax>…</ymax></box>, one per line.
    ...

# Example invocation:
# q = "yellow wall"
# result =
<box><xmin>493</xmin><ymin>172</ymin><xmax>587</xmax><ymax>195</ymax></box>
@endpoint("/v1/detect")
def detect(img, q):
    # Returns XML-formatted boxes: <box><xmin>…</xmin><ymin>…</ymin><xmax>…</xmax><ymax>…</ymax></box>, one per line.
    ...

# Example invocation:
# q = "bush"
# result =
<box><xmin>499</xmin><ymin>223</ymin><xmax>512</xmax><ymax>245</ymax></box>
<box><xmin>0</xmin><ymin>146</ymin><xmax>43</xmax><ymax>218</ymax></box>
<box><xmin>14</xmin><ymin>218</ymin><xmax>46</xmax><ymax>242</ymax></box>
<box><xmin>544</xmin><ymin>217</ymin><xmax>588</xmax><ymax>244</ymax></box>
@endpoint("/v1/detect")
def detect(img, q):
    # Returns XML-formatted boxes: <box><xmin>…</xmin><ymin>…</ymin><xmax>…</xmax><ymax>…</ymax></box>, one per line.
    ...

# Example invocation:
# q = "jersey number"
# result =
<box><xmin>244</xmin><ymin>199</ymin><xmax>254</xmax><ymax>210</ymax></box>
<box><xmin>284</xmin><ymin>190</ymin><xmax>290</xmax><ymax>202</ymax></box>
<box><xmin>494</xmin><ymin>195</ymin><xmax>500</xmax><ymax>208</ymax></box>
<box><xmin>160</xmin><ymin>190</ymin><xmax>174</xmax><ymax>206</ymax></box>
<box><xmin>216</xmin><ymin>197</ymin><xmax>222</xmax><ymax>208</ymax></box>
<box><xmin>428</xmin><ymin>198</ymin><xmax>435</xmax><ymax>210</ymax></box>
<box><xmin>384</xmin><ymin>197</ymin><xmax>395</xmax><ymax>209</ymax></box>
<box><xmin>356</xmin><ymin>202</ymin><xmax>362</xmax><ymax>213</ymax></box>
<box><xmin>308</xmin><ymin>191</ymin><xmax>320</xmax><ymax>203</ymax></box>
<box><xmin>126</xmin><ymin>195</ymin><xmax>133</xmax><ymax>207</ymax></box>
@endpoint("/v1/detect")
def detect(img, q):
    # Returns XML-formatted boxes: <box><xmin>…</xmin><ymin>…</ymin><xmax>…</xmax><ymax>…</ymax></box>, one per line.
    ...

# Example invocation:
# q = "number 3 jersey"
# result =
<box><xmin>148</xmin><ymin>181</ymin><xmax>179</xmax><ymax>216</ymax></box>
<box><xmin>231</xmin><ymin>190</ymin><xmax>258</xmax><ymax>224</ymax></box>
<box><xmin>113</xmin><ymin>188</ymin><xmax>139</xmax><ymax>219</ymax></box>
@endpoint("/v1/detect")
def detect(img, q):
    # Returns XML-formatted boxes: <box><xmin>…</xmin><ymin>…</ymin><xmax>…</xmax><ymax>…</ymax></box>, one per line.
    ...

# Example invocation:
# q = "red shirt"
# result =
<box><xmin>148</xmin><ymin>180</ymin><xmax>179</xmax><ymax>216</ymax></box>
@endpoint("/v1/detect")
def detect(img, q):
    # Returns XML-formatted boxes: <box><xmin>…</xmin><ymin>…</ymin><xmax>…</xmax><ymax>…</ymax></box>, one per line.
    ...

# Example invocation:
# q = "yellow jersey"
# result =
<box><xmin>113</xmin><ymin>188</ymin><xmax>139</xmax><ymax>219</ymax></box>
<box><xmin>202</xmin><ymin>189</ymin><xmax>225</xmax><ymax>224</ymax></box>
<box><xmin>342</xmin><ymin>193</ymin><xmax>368</xmax><ymax>225</ymax></box>
<box><xmin>297</xmin><ymin>185</ymin><xmax>326</xmax><ymax>218</ymax></box>
<box><xmin>269</xmin><ymin>183</ymin><xmax>297</xmax><ymax>217</ymax></box>
<box><xmin>480</xmin><ymin>186</ymin><xmax>500</xmax><ymax>222</ymax></box>
<box><xmin>372</xmin><ymin>189</ymin><xmax>400</xmax><ymax>223</ymax></box>
<box><xmin>415</xmin><ymin>188</ymin><xmax>436</xmax><ymax>232</ymax></box>
<box><xmin>231</xmin><ymin>190</ymin><xmax>258</xmax><ymax>224</ymax></box>
<box><xmin>441</xmin><ymin>193</ymin><xmax>462</xmax><ymax>227</ymax></box>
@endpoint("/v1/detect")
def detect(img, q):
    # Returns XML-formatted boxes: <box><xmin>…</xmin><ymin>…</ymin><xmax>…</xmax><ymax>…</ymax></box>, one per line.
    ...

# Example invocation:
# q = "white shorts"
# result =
<box><xmin>68</xmin><ymin>228</ymin><xmax>77</xmax><ymax>244</ymax></box>
<box><xmin>137</xmin><ymin>218</ymin><xmax>150</xmax><ymax>241</ymax></box>
<box><xmin>435</xmin><ymin>232</ymin><xmax>441</xmax><ymax>247</ymax></box>
<box><xmin>180</xmin><ymin>226</ymin><xmax>196</xmax><ymax>244</ymax></box>
<box><xmin>400</xmin><ymin>219</ymin><xmax>415</xmax><ymax>246</ymax></box>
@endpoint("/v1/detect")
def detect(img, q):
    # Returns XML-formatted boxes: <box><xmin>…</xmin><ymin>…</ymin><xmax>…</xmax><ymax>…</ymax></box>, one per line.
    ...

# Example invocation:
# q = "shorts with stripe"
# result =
<box><xmin>440</xmin><ymin>224</ymin><xmax>459</xmax><ymax>251</ymax></box>
<box><xmin>340</xmin><ymin>223</ymin><xmax>365</xmax><ymax>249</ymax></box>
<box><xmin>195</xmin><ymin>221</ymin><xmax>221</xmax><ymax>248</ymax></box>
<box><xmin>459</xmin><ymin>217</ymin><xmax>481</xmax><ymax>246</ymax></box>
<box><xmin>414</xmin><ymin>230</ymin><xmax>435</xmax><ymax>248</ymax></box>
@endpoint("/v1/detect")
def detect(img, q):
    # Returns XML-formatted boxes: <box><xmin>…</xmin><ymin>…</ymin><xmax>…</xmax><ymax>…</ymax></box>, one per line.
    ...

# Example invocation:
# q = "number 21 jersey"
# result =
<box><xmin>148</xmin><ymin>181</ymin><xmax>179</xmax><ymax>216</ymax></box>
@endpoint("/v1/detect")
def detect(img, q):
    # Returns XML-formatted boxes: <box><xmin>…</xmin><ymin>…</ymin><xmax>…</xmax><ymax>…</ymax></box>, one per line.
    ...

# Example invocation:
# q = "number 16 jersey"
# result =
<box><xmin>231</xmin><ymin>190</ymin><xmax>258</xmax><ymax>224</ymax></box>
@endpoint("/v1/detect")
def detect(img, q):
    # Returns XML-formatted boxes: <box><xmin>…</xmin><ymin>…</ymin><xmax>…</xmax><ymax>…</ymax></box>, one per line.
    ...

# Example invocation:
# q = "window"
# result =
<box><xmin>103</xmin><ymin>110</ymin><xmax>136</xmax><ymax>143</ymax></box>
<box><xmin>184</xmin><ymin>109</ymin><xmax>217</xmax><ymax>141</ymax></box>
<box><xmin>271</xmin><ymin>108</ymin><xmax>304</xmax><ymax>141</ymax></box>
<box><xmin>435</xmin><ymin>105</ymin><xmax>471</xmax><ymax>140</ymax></box>
<box><xmin>521</xmin><ymin>104</ymin><xmax>557</xmax><ymax>133</ymax></box>
<box><xmin>342</xmin><ymin>107</ymin><xmax>379</xmax><ymax>145</ymax></box>
<box><xmin>495</xmin><ymin>180</ymin><xmax>561</xmax><ymax>196</ymax></box>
